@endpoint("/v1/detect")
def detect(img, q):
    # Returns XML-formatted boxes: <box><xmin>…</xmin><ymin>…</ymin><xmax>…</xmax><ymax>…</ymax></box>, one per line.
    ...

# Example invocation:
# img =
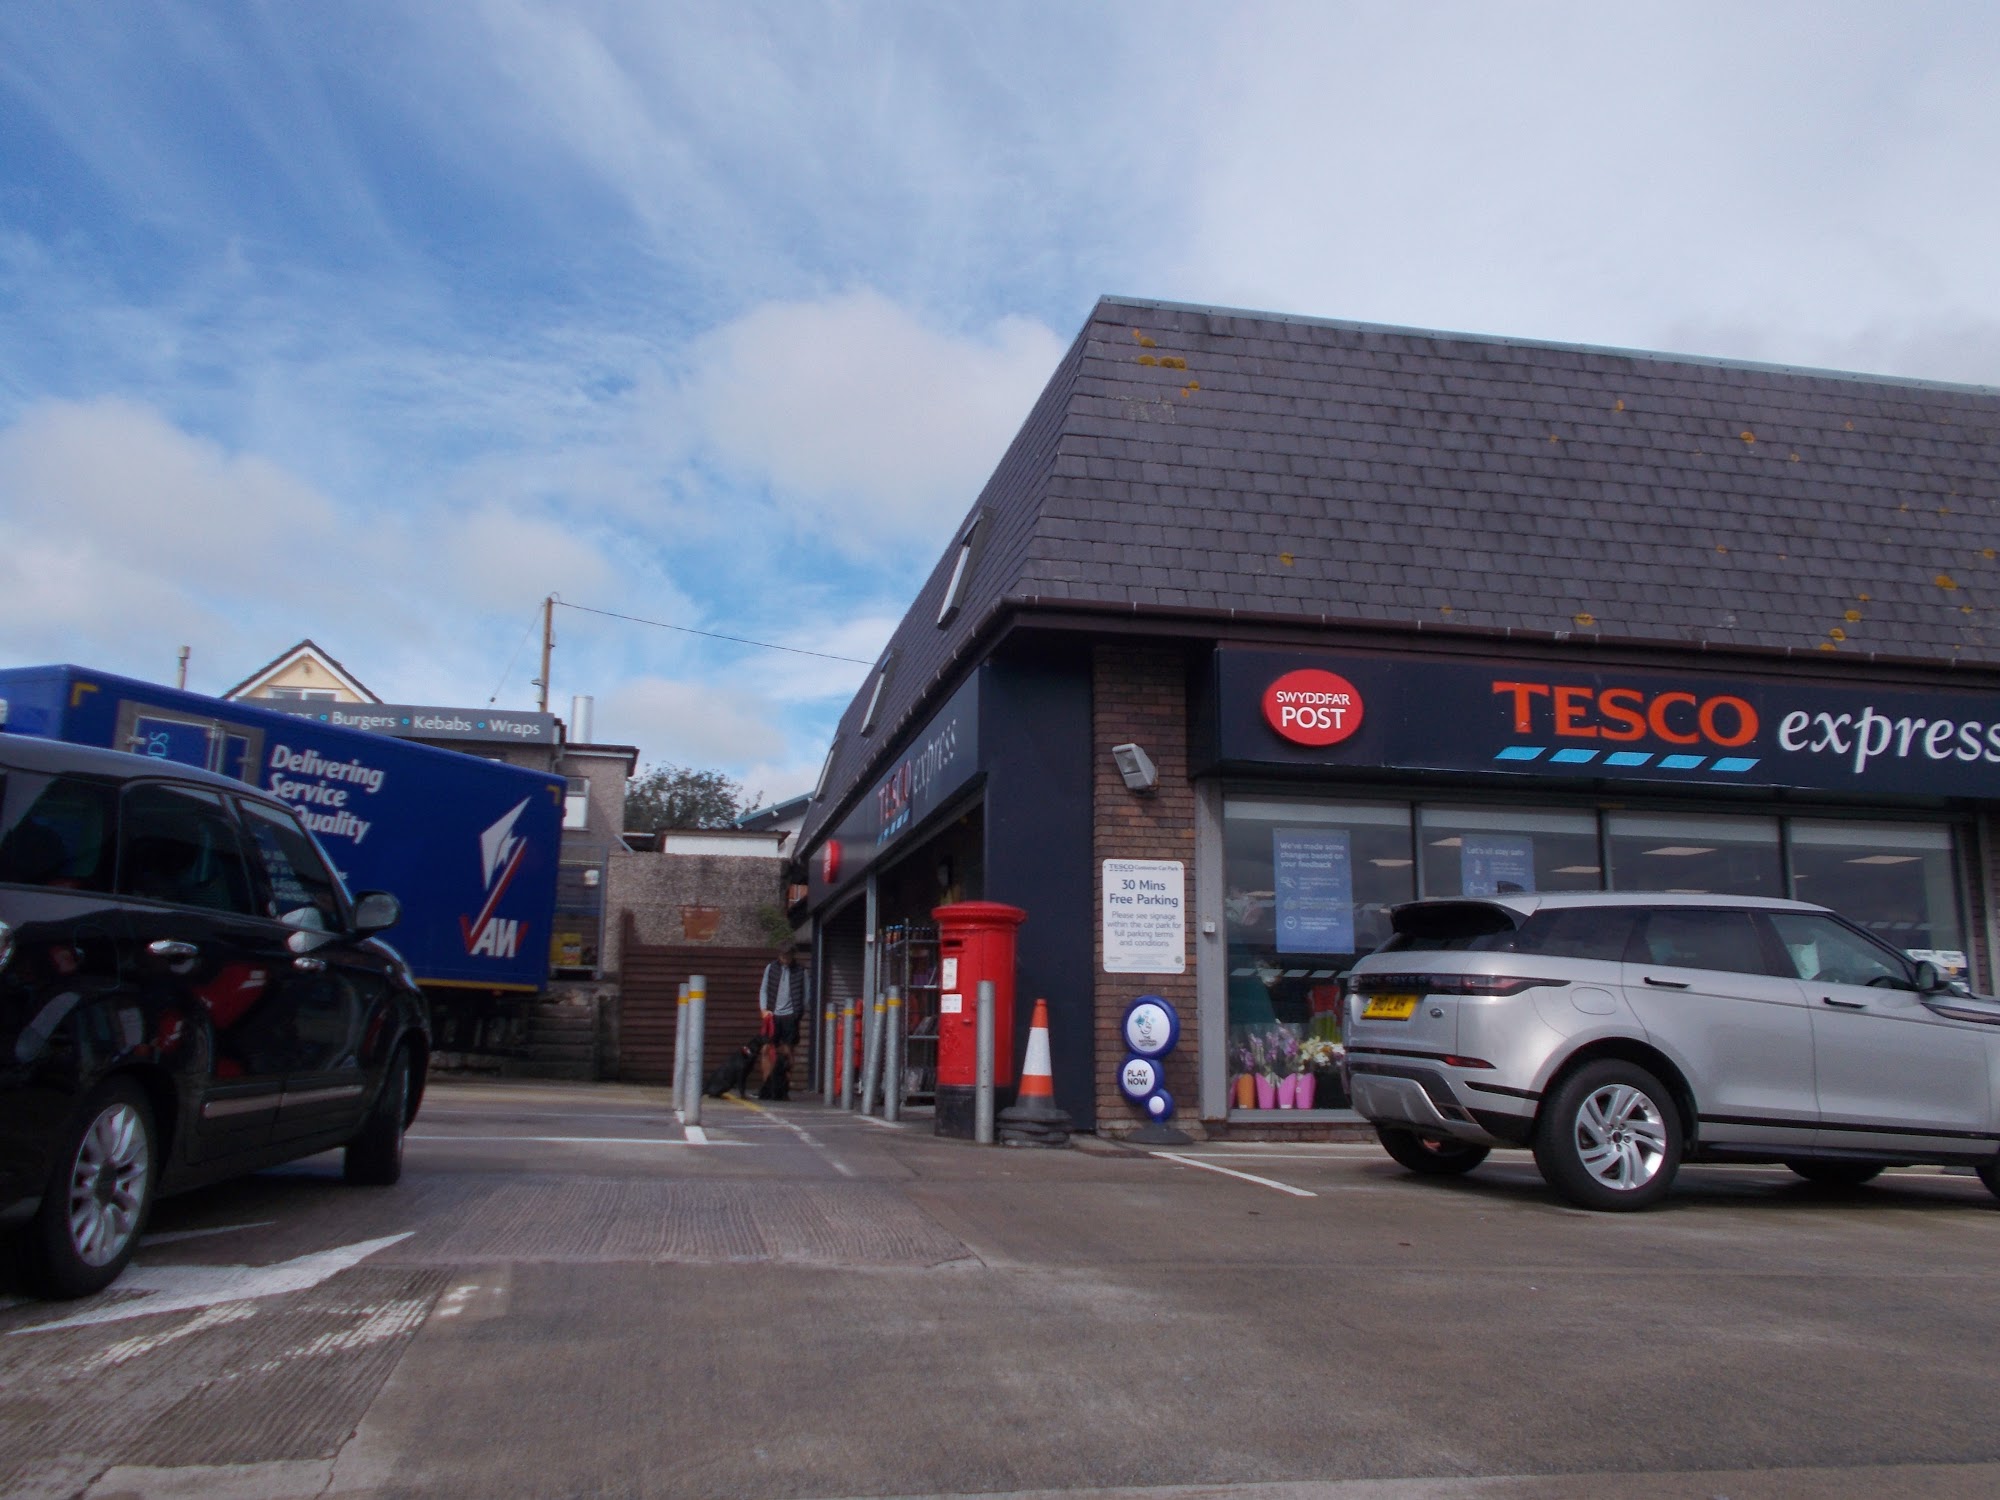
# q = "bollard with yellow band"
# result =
<box><xmin>883</xmin><ymin>987</ymin><xmax>905</xmax><ymax>1122</ymax></box>
<box><xmin>672</xmin><ymin>981</ymin><xmax>691</xmax><ymax>1114</ymax></box>
<box><xmin>684</xmin><ymin>973</ymin><xmax>707</xmax><ymax>1128</ymax></box>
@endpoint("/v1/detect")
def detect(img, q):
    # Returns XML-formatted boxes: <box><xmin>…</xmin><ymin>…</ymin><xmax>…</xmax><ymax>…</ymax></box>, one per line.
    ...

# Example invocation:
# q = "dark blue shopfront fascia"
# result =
<box><xmin>807</xmin><ymin>651</ymin><xmax>1096</xmax><ymax>1125</ymax></box>
<box><xmin>1202</xmin><ymin>647</ymin><xmax>2000</xmax><ymax>802</ymax></box>
<box><xmin>809</xmin><ymin>673</ymin><xmax>982</xmax><ymax>909</ymax></box>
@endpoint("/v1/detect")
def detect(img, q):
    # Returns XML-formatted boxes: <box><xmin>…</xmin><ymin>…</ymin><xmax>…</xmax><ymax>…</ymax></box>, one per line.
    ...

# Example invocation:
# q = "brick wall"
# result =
<box><xmin>1091</xmin><ymin>644</ymin><xmax>1200</xmax><ymax>1137</ymax></box>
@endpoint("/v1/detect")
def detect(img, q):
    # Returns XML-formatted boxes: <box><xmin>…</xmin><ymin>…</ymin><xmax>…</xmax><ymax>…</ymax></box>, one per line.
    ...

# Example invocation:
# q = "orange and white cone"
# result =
<box><xmin>1015</xmin><ymin>999</ymin><xmax>1056</xmax><ymax>1108</ymax></box>
<box><xmin>999</xmin><ymin>998</ymin><xmax>1073</xmax><ymax>1143</ymax></box>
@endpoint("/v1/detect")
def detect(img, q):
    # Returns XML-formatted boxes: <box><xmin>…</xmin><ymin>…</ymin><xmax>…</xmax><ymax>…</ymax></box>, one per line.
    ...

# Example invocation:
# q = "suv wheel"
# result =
<box><xmin>1784</xmin><ymin>1161</ymin><xmax>1885</xmax><ymax>1188</ymax></box>
<box><xmin>1377</xmin><ymin>1126</ymin><xmax>1490</xmax><ymax>1177</ymax></box>
<box><xmin>344</xmin><ymin>1045</ymin><xmax>409</xmax><ymax>1186</ymax></box>
<box><xmin>1534</xmin><ymin>1059</ymin><xmax>1682</xmax><ymax>1212</ymax></box>
<box><xmin>24</xmin><ymin>1078</ymin><xmax>156</xmax><ymax>1298</ymax></box>
<box><xmin>1974</xmin><ymin>1160</ymin><xmax>2000</xmax><ymax>1202</ymax></box>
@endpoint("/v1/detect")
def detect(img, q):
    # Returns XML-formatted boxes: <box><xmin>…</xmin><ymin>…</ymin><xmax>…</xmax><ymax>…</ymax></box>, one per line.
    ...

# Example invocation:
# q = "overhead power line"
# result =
<box><xmin>554</xmin><ymin>599</ymin><xmax>875</xmax><ymax>665</ymax></box>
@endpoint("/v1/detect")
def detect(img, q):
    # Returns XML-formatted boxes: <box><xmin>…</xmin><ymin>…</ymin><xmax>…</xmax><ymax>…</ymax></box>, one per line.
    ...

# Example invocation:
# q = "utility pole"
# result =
<box><xmin>175</xmin><ymin>646</ymin><xmax>190</xmax><ymax>690</ymax></box>
<box><xmin>533</xmin><ymin>595</ymin><xmax>554</xmax><ymax>713</ymax></box>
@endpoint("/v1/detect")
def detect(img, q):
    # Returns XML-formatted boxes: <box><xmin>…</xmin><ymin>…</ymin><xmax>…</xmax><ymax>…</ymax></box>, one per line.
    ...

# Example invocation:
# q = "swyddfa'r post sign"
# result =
<box><xmin>1102</xmin><ymin>859</ymin><xmax>1185</xmax><ymax>973</ymax></box>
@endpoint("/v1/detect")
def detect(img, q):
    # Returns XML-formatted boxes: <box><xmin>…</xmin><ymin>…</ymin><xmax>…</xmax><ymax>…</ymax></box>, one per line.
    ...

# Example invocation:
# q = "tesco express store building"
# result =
<box><xmin>798</xmin><ymin>296</ymin><xmax>2000</xmax><ymax>1139</ymax></box>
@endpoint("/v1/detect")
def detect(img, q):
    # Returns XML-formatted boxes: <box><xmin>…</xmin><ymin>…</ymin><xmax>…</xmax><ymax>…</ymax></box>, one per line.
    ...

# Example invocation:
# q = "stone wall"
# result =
<box><xmin>605</xmin><ymin>848</ymin><xmax>786</xmax><ymax>973</ymax></box>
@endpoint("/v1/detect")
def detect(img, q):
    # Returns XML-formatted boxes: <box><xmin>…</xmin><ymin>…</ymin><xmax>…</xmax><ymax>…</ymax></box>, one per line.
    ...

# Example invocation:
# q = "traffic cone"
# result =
<box><xmin>998</xmin><ymin>998</ymin><xmax>1073</xmax><ymax>1148</ymax></box>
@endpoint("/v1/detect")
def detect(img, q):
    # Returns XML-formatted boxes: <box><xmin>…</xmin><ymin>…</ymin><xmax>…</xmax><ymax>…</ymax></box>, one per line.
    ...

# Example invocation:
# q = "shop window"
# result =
<box><xmin>1606</xmin><ymin>812</ymin><xmax>1781</xmax><ymax>898</ymax></box>
<box><xmin>1223</xmin><ymin>797</ymin><xmax>1414</xmax><ymax>1112</ymax></box>
<box><xmin>1786</xmin><ymin>820</ymin><xmax>1963</xmax><ymax>971</ymax></box>
<box><xmin>1417</xmin><ymin>805</ymin><xmax>1600</xmax><ymax>898</ymax></box>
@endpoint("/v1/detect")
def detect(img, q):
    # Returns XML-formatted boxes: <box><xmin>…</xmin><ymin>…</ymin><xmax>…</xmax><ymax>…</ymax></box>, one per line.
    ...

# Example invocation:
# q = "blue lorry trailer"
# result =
<box><xmin>0</xmin><ymin>665</ymin><xmax>564</xmax><ymax>995</ymax></box>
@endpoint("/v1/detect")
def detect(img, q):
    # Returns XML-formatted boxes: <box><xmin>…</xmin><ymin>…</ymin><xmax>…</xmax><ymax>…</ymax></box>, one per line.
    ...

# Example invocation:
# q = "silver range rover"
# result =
<box><xmin>1342</xmin><ymin>892</ymin><xmax>2000</xmax><ymax>1211</ymax></box>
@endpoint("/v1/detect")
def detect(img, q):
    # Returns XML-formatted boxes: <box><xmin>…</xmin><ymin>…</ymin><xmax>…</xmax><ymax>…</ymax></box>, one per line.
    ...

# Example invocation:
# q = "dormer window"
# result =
<box><xmin>812</xmin><ymin>738</ymin><xmax>838</xmax><ymax>800</ymax></box>
<box><xmin>936</xmin><ymin>511</ymin><xmax>989</xmax><ymax>627</ymax></box>
<box><xmin>860</xmin><ymin>650</ymin><xmax>897</xmax><ymax>735</ymax></box>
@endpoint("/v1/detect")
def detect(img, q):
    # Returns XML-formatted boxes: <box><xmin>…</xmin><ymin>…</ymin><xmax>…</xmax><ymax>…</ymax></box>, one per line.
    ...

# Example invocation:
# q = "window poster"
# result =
<box><xmin>1462</xmin><ymin>836</ymin><xmax>1535</xmax><ymax>897</ymax></box>
<box><xmin>1273</xmin><ymin>827</ymin><xmax>1354</xmax><ymax>954</ymax></box>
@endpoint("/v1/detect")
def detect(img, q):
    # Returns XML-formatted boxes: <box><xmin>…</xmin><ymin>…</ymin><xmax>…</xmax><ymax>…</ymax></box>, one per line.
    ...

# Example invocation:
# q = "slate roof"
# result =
<box><xmin>800</xmin><ymin>295</ymin><xmax>2000</xmax><ymax>852</ymax></box>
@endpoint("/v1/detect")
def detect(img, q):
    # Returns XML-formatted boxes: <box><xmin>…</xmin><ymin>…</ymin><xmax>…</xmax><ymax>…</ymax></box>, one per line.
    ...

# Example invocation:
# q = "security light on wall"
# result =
<box><xmin>1112</xmin><ymin>742</ymin><xmax>1158</xmax><ymax>793</ymax></box>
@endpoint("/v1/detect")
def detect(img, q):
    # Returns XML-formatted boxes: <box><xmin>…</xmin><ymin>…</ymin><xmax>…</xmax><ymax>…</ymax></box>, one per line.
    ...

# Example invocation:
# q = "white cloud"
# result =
<box><xmin>681</xmin><ymin>290</ymin><xmax>1065</xmax><ymax>544</ymax></box>
<box><xmin>600</xmin><ymin>675</ymin><xmax>784</xmax><ymax>770</ymax></box>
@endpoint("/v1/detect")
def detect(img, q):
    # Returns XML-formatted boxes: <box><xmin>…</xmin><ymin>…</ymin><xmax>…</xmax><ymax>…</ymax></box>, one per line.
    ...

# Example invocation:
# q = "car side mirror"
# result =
<box><xmin>1912</xmin><ymin>959</ymin><xmax>1943</xmax><ymax>993</ymax></box>
<box><xmin>352</xmin><ymin>891</ymin><xmax>401</xmax><ymax>935</ymax></box>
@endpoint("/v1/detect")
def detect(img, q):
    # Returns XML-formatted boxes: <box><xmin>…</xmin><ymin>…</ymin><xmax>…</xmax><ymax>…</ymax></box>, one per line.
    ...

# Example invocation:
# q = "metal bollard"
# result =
<box><xmin>861</xmin><ymin>993</ymin><xmax>887</xmax><ymax>1115</ymax></box>
<box><xmin>975</xmin><ymin>978</ymin><xmax>996</xmax><ymax>1145</ymax></box>
<box><xmin>672</xmin><ymin>980</ymin><xmax>690</xmax><ymax>1115</ymax></box>
<box><xmin>685</xmin><ymin>974</ymin><xmax>707</xmax><ymax>1128</ymax></box>
<box><xmin>838</xmin><ymin>1000</ymin><xmax>854</xmax><ymax>1110</ymax></box>
<box><xmin>821</xmin><ymin>1003</ymin><xmax>837</xmax><ymax>1105</ymax></box>
<box><xmin>883</xmin><ymin>987</ymin><xmax>904</xmax><ymax>1123</ymax></box>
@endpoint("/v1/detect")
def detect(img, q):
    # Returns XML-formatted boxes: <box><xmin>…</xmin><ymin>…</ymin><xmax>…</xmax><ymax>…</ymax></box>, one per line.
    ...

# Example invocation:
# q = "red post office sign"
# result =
<box><xmin>1263</xmin><ymin>669</ymin><xmax>1365</xmax><ymax>747</ymax></box>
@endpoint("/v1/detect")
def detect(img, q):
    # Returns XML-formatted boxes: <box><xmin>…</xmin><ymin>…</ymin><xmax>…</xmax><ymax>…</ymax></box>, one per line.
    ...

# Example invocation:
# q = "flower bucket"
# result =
<box><xmin>1295</xmin><ymin>1073</ymin><xmax>1317</xmax><ymax>1109</ymax></box>
<box><xmin>1276</xmin><ymin>1074</ymin><xmax>1297</xmax><ymax>1108</ymax></box>
<box><xmin>1254</xmin><ymin>1074</ymin><xmax>1276</xmax><ymax>1110</ymax></box>
<box><xmin>1233</xmin><ymin>1073</ymin><xmax>1256</xmax><ymax>1108</ymax></box>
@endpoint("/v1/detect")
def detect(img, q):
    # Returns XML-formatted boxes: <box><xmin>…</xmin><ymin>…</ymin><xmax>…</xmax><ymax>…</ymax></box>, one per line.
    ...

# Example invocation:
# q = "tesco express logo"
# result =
<box><xmin>1263</xmin><ymin>669</ymin><xmax>1365</xmax><ymax>747</ymax></box>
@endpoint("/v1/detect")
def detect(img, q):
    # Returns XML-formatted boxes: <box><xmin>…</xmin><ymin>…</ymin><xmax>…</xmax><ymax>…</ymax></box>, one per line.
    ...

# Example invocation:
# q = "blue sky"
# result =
<box><xmin>4</xmin><ymin>4</ymin><xmax>1998</xmax><ymax>805</ymax></box>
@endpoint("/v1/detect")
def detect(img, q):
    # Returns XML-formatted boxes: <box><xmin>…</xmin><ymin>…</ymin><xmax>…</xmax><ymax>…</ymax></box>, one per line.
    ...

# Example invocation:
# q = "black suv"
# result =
<box><xmin>0</xmin><ymin>732</ymin><xmax>428</xmax><ymax>1297</ymax></box>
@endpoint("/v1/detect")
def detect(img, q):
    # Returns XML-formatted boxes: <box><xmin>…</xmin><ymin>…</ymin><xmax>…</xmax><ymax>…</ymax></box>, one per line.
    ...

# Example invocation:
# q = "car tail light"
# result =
<box><xmin>1353</xmin><ymin>972</ymin><xmax>1560</xmax><ymax>997</ymax></box>
<box><xmin>1441</xmin><ymin>1054</ymin><xmax>1496</xmax><ymax>1070</ymax></box>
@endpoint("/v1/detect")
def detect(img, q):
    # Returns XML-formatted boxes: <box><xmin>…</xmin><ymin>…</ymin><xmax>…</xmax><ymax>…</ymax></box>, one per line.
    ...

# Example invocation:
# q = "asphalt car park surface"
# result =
<box><xmin>5</xmin><ymin>1079</ymin><xmax>2000</xmax><ymax>1500</ymax></box>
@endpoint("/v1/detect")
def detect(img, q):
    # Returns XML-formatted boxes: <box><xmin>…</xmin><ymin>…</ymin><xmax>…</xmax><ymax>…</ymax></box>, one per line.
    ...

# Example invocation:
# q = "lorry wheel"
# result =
<box><xmin>344</xmin><ymin>1046</ymin><xmax>409</xmax><ymax>1186</ymax></box>
<box><xmin>23</xmin><ymin>1078</ymin><xmax>156</xmax><ymax>1299</ymax></box>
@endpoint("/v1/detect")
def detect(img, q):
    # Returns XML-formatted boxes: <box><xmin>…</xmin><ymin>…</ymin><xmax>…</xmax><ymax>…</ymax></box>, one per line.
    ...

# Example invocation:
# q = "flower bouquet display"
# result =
<box><xmin>1297</xmin><ymin>1035</ymin><xmax>1343</xmax><ymax>1109</ymax></box>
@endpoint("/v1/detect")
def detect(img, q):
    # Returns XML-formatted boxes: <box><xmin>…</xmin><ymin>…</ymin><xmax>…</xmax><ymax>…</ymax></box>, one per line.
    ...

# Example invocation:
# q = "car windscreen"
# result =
<box><xmin>0</xmin><ymin>772</ymin><xmax>118</xmax><ymax>893</ymax></box>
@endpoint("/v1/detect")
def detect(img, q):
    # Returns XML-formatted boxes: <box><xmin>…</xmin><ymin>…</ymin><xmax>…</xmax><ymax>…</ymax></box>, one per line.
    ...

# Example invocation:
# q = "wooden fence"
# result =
<box><xmin>617</xmin><ymin>914</ymin><xmax>780</xmax><ymax>1087</ymax></box>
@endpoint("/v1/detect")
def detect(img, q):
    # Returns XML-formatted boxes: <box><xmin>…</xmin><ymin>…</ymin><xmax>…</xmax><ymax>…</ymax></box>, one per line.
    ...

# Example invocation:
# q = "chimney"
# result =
<box><xmin>569</xmin><ymin>694</ymin><xmax>595</xmax><ymax>744</ymax></box>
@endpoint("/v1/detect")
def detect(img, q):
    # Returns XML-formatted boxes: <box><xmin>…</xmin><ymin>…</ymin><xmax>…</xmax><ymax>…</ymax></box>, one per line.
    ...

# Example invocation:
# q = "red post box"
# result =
<box><xmin>931</xmin><ymin>900</ymin><xmax>1027</xmax><ymax>1139</ymax></box>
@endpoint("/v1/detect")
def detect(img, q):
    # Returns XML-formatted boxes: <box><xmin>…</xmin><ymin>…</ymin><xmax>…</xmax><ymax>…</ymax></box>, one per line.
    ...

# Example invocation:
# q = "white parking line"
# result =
<box><xmin>407</xmin><ymin>1134</ymin><xmax>747</xmax><ymax>1147</ymax></box>
<box><xmin>142</xmin><ymin>1221</ymin><xmax>277</xmax><ymax>1246</ymax></box>
<box><xmin>1151</xmin><ymin>1151</ymin><xmax>1317</xmax><ymax>1197</ymax></box>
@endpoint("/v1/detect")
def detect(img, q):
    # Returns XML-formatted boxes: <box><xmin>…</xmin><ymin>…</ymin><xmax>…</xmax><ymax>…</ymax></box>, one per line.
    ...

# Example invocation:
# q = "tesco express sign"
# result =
<box><xmin>1263</xmin><ymin>669</ymin><xmax>1364</xmax><ymax>747</ymax></box>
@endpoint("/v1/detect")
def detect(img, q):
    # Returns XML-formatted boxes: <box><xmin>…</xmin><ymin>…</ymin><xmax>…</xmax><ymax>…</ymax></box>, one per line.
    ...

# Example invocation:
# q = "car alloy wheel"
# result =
<box><xmin>1573</xmin><ymin>1082</ymin><xmax>1669</xmax><ymax>1192</ymax></box>
<box><xmin>68</xmin><ymin>1098</ymin><xmax>152</xmax><ymax>1269</ymax></box>
<box><xmin>1534</xmin><ymin>1058</ymin><xmax>1683</xmax><ymax>1212</ymax></box>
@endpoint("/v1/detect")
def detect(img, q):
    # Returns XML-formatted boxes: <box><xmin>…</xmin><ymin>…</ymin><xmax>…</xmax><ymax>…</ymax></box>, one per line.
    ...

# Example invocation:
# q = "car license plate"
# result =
<box><xmin>1362</xmin><ymin>994</ymin><xmax>1419</xmax><ymax>1020</ymax></box>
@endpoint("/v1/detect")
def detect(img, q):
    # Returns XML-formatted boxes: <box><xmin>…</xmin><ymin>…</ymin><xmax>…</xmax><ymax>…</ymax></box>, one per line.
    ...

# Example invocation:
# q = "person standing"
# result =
<box><xmin>758</xmin><ymin>942</ymin><xmax>807</xmax><ymax>1066</ymax></box>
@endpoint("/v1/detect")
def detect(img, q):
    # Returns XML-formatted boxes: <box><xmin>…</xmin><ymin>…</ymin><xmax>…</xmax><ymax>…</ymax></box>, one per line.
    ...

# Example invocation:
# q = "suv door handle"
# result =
<box><xmin>1643</xmin><ymin>975</ymin><xmax>1689</xmax><ymax>989</ymax></box>
<box><xmin>148</xmin><ymin>939</ymin><xmax>199</xmax><ymax>973</ymax></box>
<box><xmin>1820</xmin><ymin>995</ymin><xmax>1867</xmax><ymax>1010</ymax></box>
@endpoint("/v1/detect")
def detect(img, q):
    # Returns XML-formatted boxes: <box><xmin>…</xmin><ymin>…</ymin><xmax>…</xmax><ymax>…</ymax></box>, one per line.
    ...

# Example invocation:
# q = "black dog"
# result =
<box><xmin>702</xmin><ymin>1042</ymin><xmax>758</xmax><ymax>1098</ymax></box>
<box><xmin>756</xmin><ymin>1052</ymin><xmax>790</xmax><ymax>1101</ymax></box>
